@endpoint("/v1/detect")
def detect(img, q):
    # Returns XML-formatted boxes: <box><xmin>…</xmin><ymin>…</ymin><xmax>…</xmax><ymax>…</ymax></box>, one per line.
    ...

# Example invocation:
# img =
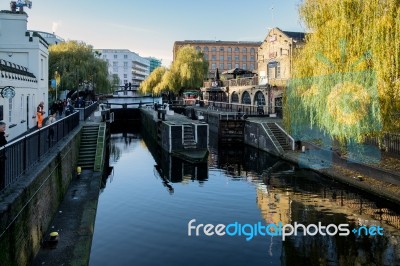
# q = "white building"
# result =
<box><xmin>31</xmin><ymin>31</ymin><xmax>64</xmax><ymax>45</ymax></box>
<box><xmin>95</xmin><ymin>49</ymin><xmax>150</xmax><ymax>90</ymax></box>
<box><xmin>0</xmin><ymin>10</ymin><xmax>49</xmax><ymax>140</ymax></box>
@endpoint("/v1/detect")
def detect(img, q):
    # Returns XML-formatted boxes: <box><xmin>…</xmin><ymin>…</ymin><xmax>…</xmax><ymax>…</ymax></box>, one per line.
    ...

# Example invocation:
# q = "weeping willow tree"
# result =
<box><xmin>286</xmin><ymin>0</ymin><xmax>400</xmax><ymax>142</ymax></box>
<box><xmin>139</xmin><ymin>66</ymin><xmax>167</xmax><ymax>95</ymax></box>
<box><xmin>49</xmin><ymin>41</ymin><xmax>111</xmax><ymax>96</ymax></box>
<box><xmin>139</xmin><ymin>46</ymin><xmax>207</xmax><ymax>96</ymax></box>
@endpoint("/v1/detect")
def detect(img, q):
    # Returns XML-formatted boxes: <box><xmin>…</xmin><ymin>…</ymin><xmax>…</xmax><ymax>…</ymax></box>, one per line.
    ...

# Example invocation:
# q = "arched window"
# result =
<box><xmin>242</xmin><ymin>48</ymin><xmax>247</xmax><ymax>53</ymax></box>
<box><xmin>196</xmin><ymin>46</ymin><xmax>201</xmax><ymax>51</ymax></box>
<box><xmin>203</xmin><ymin>47</ymin><xmax>209</xmax><ymax>52</ymax></box>
<box><xmin>234</xmin><ymin>47</ymin><xmax>240</xmax><ymax>52</ymax></box>
<box><xmin>231</xmin><ymin>92</ymin><xmax>239</xmax><ymax>103</ymax></box>
<box><xmin>242</xmin><ymin>91</ymin><xmax>251</xmax><ymax>104</ymax></box>
<box><xmin>254</xmin><ymin>91</ymin><xmax>266</xmax><ymax>105</ymax></box>
<box><xmin>250</xmin><ymin>48</ymin><xmax>255</xmax><ymax>53</ymax></box>
<box><xmin>227</xmin><ymin>47</ymin><xmax>232</xmax><ymax>52</ymax></box>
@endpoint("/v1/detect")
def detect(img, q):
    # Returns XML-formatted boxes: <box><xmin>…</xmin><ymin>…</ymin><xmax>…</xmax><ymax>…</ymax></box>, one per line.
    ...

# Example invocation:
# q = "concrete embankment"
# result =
<box><xmin>242</xmin><ymin>118</ymin><xmax>400</xmax><ymax>206</ymax></box>
<box><xmin>0</xmin><ymin>125</ymin><xmax>82</xmax><ymax>266</ymax></box>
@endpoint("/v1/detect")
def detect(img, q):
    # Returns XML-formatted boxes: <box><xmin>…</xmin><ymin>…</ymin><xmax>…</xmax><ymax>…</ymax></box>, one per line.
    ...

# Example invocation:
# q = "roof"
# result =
<box><xmin>221</xmin><ymin>68</ymin><xmax>255</xmax><ymax>75</ymax></box>
<box><xmin>0</xmin><ymin>59</ymin><xmax>36</xmax><ymax>78</ymax></box>
<box><xmin>174</xmin><ymin>40</ymin><xmax>262</xmax><ymax>46</ymax></box>
<box><xmin>282</xmin><ymin>30</ymin><xmax>306</xmax><ymax>41</ymax></box>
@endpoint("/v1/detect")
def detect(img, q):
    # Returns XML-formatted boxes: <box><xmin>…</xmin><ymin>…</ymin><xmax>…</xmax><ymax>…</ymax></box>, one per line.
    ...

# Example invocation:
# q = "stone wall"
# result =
<box><xmin>0</xmin><ymin>126</ymin><xmax>81</xmax><ymax>266</ymax></box>
<box><xmin>244</xmin><ymin>121</ymin><xmax>280</xmax><ymax>156</ymax></box>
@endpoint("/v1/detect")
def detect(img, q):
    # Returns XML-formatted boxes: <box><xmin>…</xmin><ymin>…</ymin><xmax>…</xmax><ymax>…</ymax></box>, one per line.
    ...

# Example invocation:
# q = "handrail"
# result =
<box><xmin>274</xmin><ymin>123</ymin><xmax>295</xmax><ymax>150</ymax></box>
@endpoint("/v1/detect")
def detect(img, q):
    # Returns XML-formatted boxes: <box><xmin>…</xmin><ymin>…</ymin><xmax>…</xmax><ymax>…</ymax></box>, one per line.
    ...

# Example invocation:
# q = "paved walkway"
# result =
<box><xmin>31</xmin><ymin>169</ymin><xmax>102</xmax><ymax>266</ymax></box>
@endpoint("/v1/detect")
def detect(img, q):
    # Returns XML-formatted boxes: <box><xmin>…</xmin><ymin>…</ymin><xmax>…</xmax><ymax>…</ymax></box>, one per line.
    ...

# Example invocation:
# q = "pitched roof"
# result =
<box><xmin>282</xmin><ymin>30</ymin><xmax>306</xmax><ymax>41</ymax></box>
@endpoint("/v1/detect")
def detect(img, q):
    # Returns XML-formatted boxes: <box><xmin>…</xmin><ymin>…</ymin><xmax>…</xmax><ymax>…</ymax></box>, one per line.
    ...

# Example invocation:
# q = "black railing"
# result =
<box><xmin>76</xmin><ymin>101</ymin><xmax>99</xmax><ymax>121</ymax></box>
<box><xmin>365</xmin><ymin>133</ymin><xmax>400</xmax><ymax>156</ymax></box>
<box><xmin>0</xmin><ymin>111</ymin><xmax>80</xmax><ymax>192</ymax></box>
<box><xmin>202</xmin><ymin>100</ymin><xmax>269</xmax><ymax>116</ymax></box>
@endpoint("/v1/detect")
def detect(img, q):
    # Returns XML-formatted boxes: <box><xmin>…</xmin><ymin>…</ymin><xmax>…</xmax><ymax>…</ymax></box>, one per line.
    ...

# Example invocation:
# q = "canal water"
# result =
<box><xmin>89</xmin><ymin>130</ymin><xmax>400</xmax><ymax>266</ymax></box>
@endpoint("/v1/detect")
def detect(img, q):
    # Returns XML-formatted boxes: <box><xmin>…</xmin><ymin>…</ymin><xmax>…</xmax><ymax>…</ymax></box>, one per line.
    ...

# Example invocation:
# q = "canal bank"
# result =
<box><xmin>241</xmin><ymin>117</ymin><xmax>400</xmax><ymax>205</ymax></box>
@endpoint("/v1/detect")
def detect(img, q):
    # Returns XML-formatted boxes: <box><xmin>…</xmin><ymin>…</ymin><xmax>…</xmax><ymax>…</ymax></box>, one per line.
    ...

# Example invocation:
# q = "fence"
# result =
<box><xmin>0</xmin><ymin>111</ymin><xmax>80</xmax><ymax>192</ymax></box>
<box><xmin>202</xmin><ymin>100</ymin><xmax>270</xmax><ymax>116</ymax></box>
<box><xmin>365</xmin><ymin>133</ymin><xmax>400</xmax><ymax>156</ymax></box>
<box><xmin>76</xmin><ymin>101</ymin><xmax>99</xmax><ymax>121</ymax></box>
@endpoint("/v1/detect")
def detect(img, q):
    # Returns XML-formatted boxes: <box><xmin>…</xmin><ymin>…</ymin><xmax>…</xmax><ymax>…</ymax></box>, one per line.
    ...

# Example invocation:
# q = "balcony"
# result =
<box><xmin>203</xmin><ymin>76</ymin><xmax>258</xmax><ymax>88</ymax></box>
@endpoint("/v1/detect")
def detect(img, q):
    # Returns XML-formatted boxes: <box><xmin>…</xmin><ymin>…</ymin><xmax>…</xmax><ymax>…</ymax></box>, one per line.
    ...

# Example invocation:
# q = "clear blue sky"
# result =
<box><xmin>1</xmin><ymin>0</ymin><xmax>305</xmax><ymax>66</ymax></box>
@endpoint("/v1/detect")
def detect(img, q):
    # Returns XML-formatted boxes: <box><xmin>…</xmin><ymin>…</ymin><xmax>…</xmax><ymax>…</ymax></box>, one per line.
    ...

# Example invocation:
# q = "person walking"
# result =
<box><xmin>0</xmin><ymin>122</ymin><xmax>8</xmax><ymax>190</ymax></box>
<box><xmin>46</xmin><ymin>112</ymin><xmax>57</xmax><ymax>143</ymax></box>
<box><xmin>37</xmin><ymin>101</ymin><xmax>46</xmax><ymax>128</ymax></box>
<box><xmin>0</xmin><ymin>122</ymin><xmax>7</xmax><ymax>146</ymax></box>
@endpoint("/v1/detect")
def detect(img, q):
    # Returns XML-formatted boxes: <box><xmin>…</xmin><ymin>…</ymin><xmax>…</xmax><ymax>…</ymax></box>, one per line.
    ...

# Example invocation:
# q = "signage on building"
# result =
<box><xmin>1</xmin><ymin>86</ymin><xmax>16</xmax><ymax>99</ymax></box>
<box><xmin>269</xmin><ymin>35</ymin><xmax>277</xmax><ymax>42</ymax></box>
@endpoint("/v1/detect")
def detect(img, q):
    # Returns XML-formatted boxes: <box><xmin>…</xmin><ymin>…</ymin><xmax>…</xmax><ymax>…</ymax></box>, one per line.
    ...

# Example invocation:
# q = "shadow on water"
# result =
<box><xmin>142</xmin><ymin>127</ymin><xmax>208</xmax><ymax>194</ymax></box>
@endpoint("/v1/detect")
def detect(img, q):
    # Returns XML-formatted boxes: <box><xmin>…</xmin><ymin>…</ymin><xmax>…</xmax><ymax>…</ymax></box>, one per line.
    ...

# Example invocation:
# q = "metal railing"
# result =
<box><xmin>0</xmin><ymin>111</ymin><xmax>80</xmax><ymax>192</ymax></box>
<box><xmin>365</xmin><ymin>133</ymin><xmax>400</xmax><ymax>156</ymax></box>
<box><xmin>76</xmin><ymin>101</ymin><xmax>99</xmax><ymax>121</ymax></box>
<box><xmin>202</xmin><ymin>100</ymin><xmax>267</xmax><ymax>116</ymax></box>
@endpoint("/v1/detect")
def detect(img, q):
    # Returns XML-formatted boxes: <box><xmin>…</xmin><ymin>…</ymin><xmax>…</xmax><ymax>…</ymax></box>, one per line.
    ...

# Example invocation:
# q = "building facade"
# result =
<box><xmin>257</xmin><ymin>27</ymin><xmax>305</xmax><ymax>87</ymax></box>
<box><xmin>95</xmin><ymin>49</ymin><xmax>150</xmax><ymax>90</ymax></box>
<box><xmin>146</xmin><ymin>57</ymin><xmax>162</xmax><ymax>74</ymax></box>
<box><xmin>0</xmin><ymin>10</ymin><xmax>49</xmax><ymax>140</ymax></box>
<box><xmin>173</xmin><ymin>40</ymin><xmax>262</xmax><ymax>79</ymax></box>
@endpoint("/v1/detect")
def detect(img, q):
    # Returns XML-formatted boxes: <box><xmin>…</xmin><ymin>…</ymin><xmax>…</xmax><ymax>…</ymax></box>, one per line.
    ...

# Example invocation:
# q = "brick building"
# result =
<box><xmin>173</xmin><ymin>40</ymin><xmax>262</xmax><ymax>79</ymax></box>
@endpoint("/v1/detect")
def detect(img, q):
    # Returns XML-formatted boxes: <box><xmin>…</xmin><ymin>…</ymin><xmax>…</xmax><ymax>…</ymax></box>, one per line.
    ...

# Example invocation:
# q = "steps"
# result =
<box><xmin>183</xmin><ymin>125</ymin><xmax>197</xmax><ymax>149</ymax></box>
<box><xmin>77</xmin><ymin>125</ymin><xmax>100</xmax><ymax>169</ymax></box>
<box><xmin>266</xmin><ymin>123</ymin><xmax>291</xmax><ymax>151</ymax></box>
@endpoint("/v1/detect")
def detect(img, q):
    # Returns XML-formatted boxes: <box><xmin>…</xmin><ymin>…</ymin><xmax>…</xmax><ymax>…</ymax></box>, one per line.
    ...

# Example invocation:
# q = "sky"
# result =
<box><xmin>1</xmin><ymin>0</ymin><xmax>305</xmax><ymax>66</ymax></box>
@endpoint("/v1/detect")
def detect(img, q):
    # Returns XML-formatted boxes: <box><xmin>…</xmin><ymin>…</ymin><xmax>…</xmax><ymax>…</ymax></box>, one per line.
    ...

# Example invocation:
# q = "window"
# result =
<box><xmin>235</xmin><ymin>55</ymin><xmax>239</xmax><ymax>61</ymax></box>
<box><xmin>203</xmin><ymin>46</ymin><xmax>209</xmax><ymax>52</ymax></box>
<box><xmin>114</xmin><ymin>54</ymin><xmax>118</xmax><ymax>59</ymax></box>
<box><xmin>250</xmin><ymin>64</ymin><xmax>255</xmax><ymax>70</ymax></box>
<box><xmin>124</xmin><ymin>62</ymin><xmax>128</xmax><ymax>67</ymax></box>
<box><xmin>211</xmin><ymin>47</ymin><xmax>216</xmax><ymax>51</ymax></box>
<box><xmin>227</xmin><ymin>56</ymin><xmax>232</xmax><ymax>61</ymax></box>
<box><xmin>250</xmin><ymin>56</ymin><xmax>255</xmax><ymax>61</ymax></box>
<box><xmin>250</xmin><ymin>48</ymin><xmax>255</xmax><ymax>53</ymax></box>
<box><xmin>219</xmin><ymin>55</ymin><xmax>224</xmax><ymax>61</ymax></box>
<box><xmin>204</xmin><ymin>54</ymin><xmax>209</xmax><ymax>60</ymax></box>
<box><xmin>242</xmin><ymin>55</ymin><xmax>247</xmax><ymax>61</ymax></box>
<box><xmin>227</xmin><ymin>47</ymin><xmax>232</xmax><ymax>52</ymax></box>
<box><xmin>219</xmin><ymin>47</ymin><xmax>224</xmax><ymax>52</ymax></box>
<box><xmin>242</xmin><ymin>48</ymin><xmax>247</xmax><ymax>53</ymax></box>
<box><xmin>242</xmin><ymin>64</ymin><xmax>247</xmax><ymax>70</ymax></box>
<box><xmin>124</xmin><ymin>74</ymin><xmax>127</xmax><ymax>78</ymax></box>
<box><xmin>276</xmin><ymin>62</ymin><xmax>281</xmax><ymax>78</ymax></box>
<box><xmin>211</xmin><ymin>63</ymin><xmax>216</xmax><ymax>69</ymax></box>
<box><xmin>235</xmin><ymin>63</ymin><xmax>239</xmax><ymax>68</ymax></box>
<box><xmin>196</xmin><ymin>46</ymin><xmax>201</xmax><ymax>51</ymax></box>
<box><xmin>113</xmin><ymin>61</ymin><xmax>118</xmax><ymax>67</ymax></box>
<box><xmin>227</xmin><ymin>63</ymin><xmax>232</xmax><ymax>69</ymax></box>
<box><xmin>103</xmin><ymin>55</ymin><xmax>107</xmax><ymax>59</ymax></box>
<box><xmin>219</xmin><ymin>63</ymin><xmax>224</xmax><ymax>70</ymax></box>
<box><xmin>124</xmin><ymin>54</ymin><xmax>128</xmax><ymax>59</ymax></box>
<box><xmin>212</xmin><ymin>55</ymin><xmax>217</xmax><ymax>60</ymax></box>
<box><xmin>124</xmin><ymin>80</ymin><xmax>128</xmax><ymax>84</ymax></box>
<box><xmin>234</xmin><ymin>47</ymin><xmax>239</xmax><ymax>52</ymax></box>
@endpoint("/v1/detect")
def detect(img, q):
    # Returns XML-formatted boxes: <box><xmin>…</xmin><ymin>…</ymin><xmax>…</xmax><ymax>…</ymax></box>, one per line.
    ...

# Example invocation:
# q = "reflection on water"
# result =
<box><xmin>90</xmin><ymin>130</ymin><xmax>400</xmax><ymax>266</ymax></box>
